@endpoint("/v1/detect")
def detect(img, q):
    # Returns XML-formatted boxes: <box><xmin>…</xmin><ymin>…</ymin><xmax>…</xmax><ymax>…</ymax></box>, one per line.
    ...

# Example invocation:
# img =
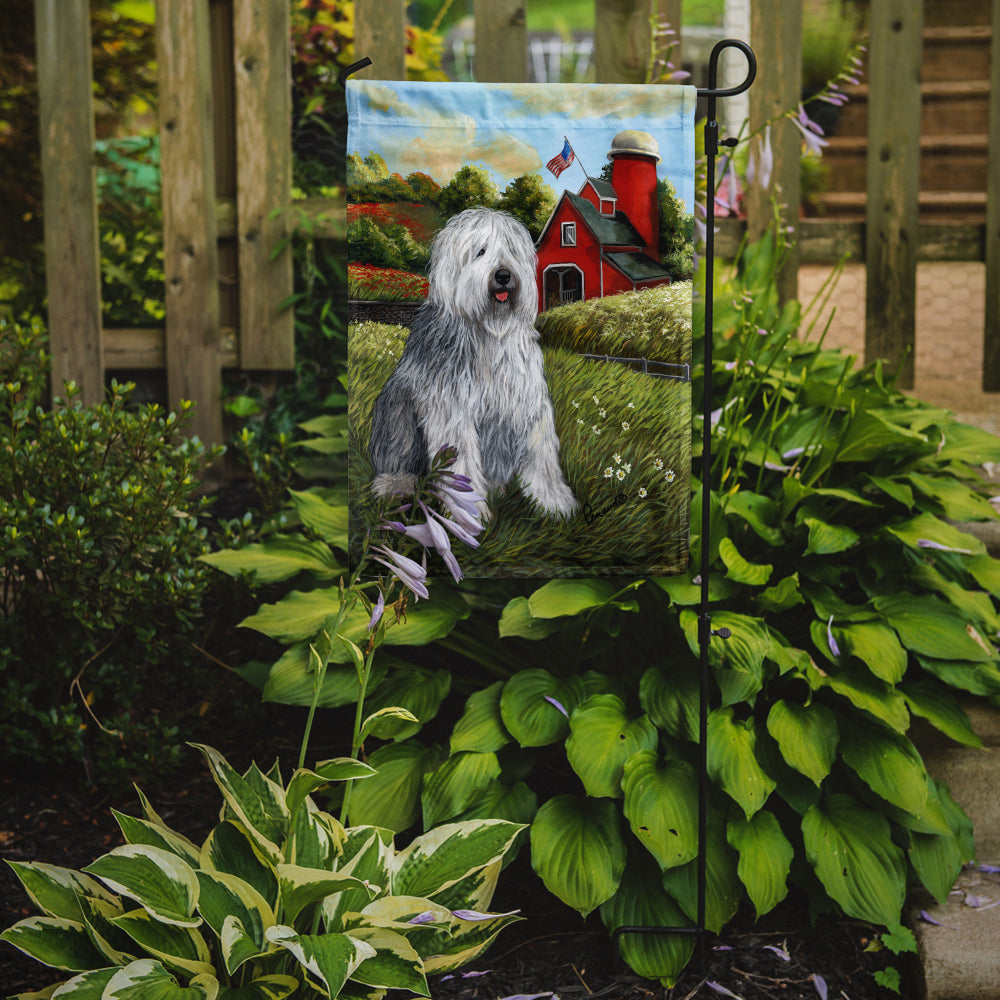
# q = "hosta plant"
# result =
<box><xmin>1</xmin><ymin>744</ymin><xmax>523</xmax><ymax>999</ymax></box>
<box><xmin>341</xmin><ymin>233</ymin><xmax>1000</xmax><ymax>983</ymax></box>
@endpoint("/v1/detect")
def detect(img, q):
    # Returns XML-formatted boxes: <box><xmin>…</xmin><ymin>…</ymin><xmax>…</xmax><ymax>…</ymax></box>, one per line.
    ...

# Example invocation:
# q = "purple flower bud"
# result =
<box><xmin>371</xmin><ymin>545</ymin><xmax>429</xmax><ymax>600</ymax></box>
<box><xmin>827</xmin><ymin>615</ymin><xmax>841</xmax><ymax>658</ymax></box>
<box><xmin>367</xmin><ymin>590</ymin><xmax>385</xmax><ymax>631</ymax></box>
<box><xmin>544</xmin><ymin>695</ymin><xmax>569</xmax><ymax>718</ymax></box>
<box><xmin>812</xmin><ymin>974</ymin><xmax>828</xmax><ymax>1000</ymax></box>
<box><xmin>407</xmin><ymin>911</ymin><xmax>438</xmax><ymax>925</ymax></box>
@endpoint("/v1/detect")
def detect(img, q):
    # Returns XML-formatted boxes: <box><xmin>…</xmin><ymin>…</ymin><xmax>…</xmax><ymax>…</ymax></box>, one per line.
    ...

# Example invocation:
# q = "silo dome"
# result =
<box><xmin>608</xmin><ymin>130</ymin><xmax>661</xmax><ymax>162</ymax></box>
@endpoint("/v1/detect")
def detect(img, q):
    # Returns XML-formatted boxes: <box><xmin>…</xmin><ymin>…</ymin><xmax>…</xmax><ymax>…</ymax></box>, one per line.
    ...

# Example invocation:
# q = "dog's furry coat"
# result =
<box><xmin>369</xmin><ymin>207</ymin><xmax>578</xmax><ymax>519</ymax></box>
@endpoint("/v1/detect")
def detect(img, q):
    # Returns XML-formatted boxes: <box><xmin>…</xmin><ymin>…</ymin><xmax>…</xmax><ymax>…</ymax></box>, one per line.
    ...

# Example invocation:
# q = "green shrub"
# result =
<box><xmin>1</xmin><ymin>743</ymin><xmax>524</xmax><ymax>997</ymax></box>
<box><xmin>0</xmin><ymin>318</ymin><xmax>220</xmax><ymax>782</ymax></box>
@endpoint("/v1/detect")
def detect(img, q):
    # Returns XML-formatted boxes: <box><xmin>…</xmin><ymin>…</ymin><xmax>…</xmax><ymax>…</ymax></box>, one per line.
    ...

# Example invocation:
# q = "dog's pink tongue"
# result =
<box><xmin>494</xmin><ymin>290</ymin><xmax>509</xmax><ymax>302</ymax></box>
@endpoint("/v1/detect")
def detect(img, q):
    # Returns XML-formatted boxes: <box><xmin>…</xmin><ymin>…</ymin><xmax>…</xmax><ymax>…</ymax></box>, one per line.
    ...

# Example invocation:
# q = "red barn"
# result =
<box><xmin>535</xmin><ymin>130</ymin><xmax>672</xmax><ymax>314</ymax></box>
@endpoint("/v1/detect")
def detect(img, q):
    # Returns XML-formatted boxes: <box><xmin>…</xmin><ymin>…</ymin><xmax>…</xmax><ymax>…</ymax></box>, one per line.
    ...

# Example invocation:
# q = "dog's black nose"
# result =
<box><xmin>494</xmin><ymin>268</ymin><xmax>511</xmax><ymax>286</ymax></box>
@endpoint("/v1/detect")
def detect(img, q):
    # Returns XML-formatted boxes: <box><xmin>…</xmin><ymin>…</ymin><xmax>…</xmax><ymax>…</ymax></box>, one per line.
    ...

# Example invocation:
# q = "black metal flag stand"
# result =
<box><xmin>340</xmin><ymin>38</ymin><xmax>758</xmax><ymax>973</ymax></box>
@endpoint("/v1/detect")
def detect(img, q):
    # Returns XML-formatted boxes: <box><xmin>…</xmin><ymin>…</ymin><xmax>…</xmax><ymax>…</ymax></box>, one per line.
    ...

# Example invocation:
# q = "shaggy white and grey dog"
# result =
<box><xmin>368</xmin><ymin>207</ymin><xmax>578</xmax><ymax>519</ymax></box>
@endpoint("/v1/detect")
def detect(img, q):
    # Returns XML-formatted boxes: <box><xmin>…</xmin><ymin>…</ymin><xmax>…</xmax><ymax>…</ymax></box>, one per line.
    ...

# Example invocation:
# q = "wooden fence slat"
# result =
<box><xmin>594</xmin><ymin>0</ymin><xmax>654</xmax><ymax>84</ymax></box>
<box><xmin>233</xmin><ymin>0</ymin><xmax>294</xmax><ymax>369</ymax></box>
<box><xmin>474</xmin><ymin>0</ymin><xmax>527</xmax><ymax>82</ymax></box>
<box><xmin>983</xmin><ymin>0</ymin><xmax>1000</xmax><ymax>390</ymax></box>
<box><xmin>157</xmin><ymin>0</ymin><xmax>223</xmax><ymax>445</ymax></box>
<box><xmin>34</xmin><ymin>0</ymin><xmax>103</xmax><ymax>405</ymax></box>
<box><xmin>864</xmin><ymin>0</ymin><xmax>923</xmax><ymax>390</ymax></box>
<box><xmin>746</xmin><ymin>0</ymin><xmax>801</xmax><ymax>305</ymax></box>
<box><xmin>355</xmin><ymin>0</ymin><xmax>407</xmax><ymax>80</ymax></box>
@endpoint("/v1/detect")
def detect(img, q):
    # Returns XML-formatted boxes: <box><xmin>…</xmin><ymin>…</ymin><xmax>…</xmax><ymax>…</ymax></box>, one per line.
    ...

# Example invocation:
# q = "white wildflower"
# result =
<box><xmin>604</xmin><ymin>467</ymin><xmax>613</xmax><ymax>478</ymax></box>
<box><xmin>638</xmin><ymin>487</ymin><xmax>647</xmax><ymax>498</ymax></box>
<box><xmin>616</xmin><ymin>468</ymin><xmax>626</xmax><ymax>481</ymax></box>
<box><xmin>621</xmin><ymin>421</ymin><xmax>630</xmax><ymax>431</ymax></box>
<box><xmin>653</xmin><ymin>458</ymin><xmax>664</xmax><ymax>470</ymax></box>
<box><xmin>665</xmin><ymin>469</ymin><xmax>676</xmax><ymax>483</ymax></box>
<box><xmin>613</xmin><ymin>453</ymin><xmax>622</xmax><ymax>465</ymax></box>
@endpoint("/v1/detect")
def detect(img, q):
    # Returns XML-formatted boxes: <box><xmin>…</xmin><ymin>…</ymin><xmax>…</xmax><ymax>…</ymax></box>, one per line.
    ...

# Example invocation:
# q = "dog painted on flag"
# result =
<box><xmin>368</xmin><ymin>207</ymin><xmax>579</xmax><ymax>520</ymax></box>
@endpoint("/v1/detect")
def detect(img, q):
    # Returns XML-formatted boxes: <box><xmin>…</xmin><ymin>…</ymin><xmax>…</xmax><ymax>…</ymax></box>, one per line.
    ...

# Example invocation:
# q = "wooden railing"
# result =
<box><xmin>32</xmin><ymin>0</ymin><xmax>1000</xmax><ymax>446</ymax></box>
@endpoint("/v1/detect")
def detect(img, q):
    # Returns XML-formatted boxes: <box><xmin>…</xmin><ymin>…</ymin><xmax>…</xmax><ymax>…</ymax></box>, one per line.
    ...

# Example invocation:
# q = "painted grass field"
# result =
<box><xmin>348</xmin><ymin>283</ymin><xmax>693</xmax><ymax>578</ymax></box>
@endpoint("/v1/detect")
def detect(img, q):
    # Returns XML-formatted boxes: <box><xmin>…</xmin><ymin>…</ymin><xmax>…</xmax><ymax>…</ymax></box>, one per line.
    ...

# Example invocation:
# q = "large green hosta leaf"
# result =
<box><xmin>660</xmin><ymin>811</ymin><xmax>741</xmax><ymax>934</ymax></box>
<box><xmin>831</xmin><ymin>621</ymin><xmax>907</xmax><ymax>684</ymax></box>
<box><xmin>530</xmin><ymin>795</ymin><xmax>627</xmax><ymax>917</ymax></box>
<box><xmin>200</xmin><ymin>535</ymin><xmax>343</xmax><ymax>584</ymax></box>
<box><xmin>680</xmin><ymin>611</ymin><xmax>771</xmax><ymax>706</ymax></box>
<box><xmin>362</xmin><ymin>666</ymin><xmax>451</xmax><ymax>741</ymax></box>
<box><xmin>874</xmin><ymin>594</ymin><xmax>996</xmax><ymax>663</ymax></box>
<box><xmin>707</xmin><ymin>708</ymin><xmax>775</xmax><ymax>818</ymax></box>
<box><xmin>727</xmin><ymin>810</ymin><xmax>793</xmax><ymax>918</ymax></box>
<box><xmin>765</xmin><ymin>700</ymin><xmax>838</xmax><ymax>786</ymax></box>
<box><xmin>600</xmin><ymin>853</ymin><xmax>694</xmax><ymax>987</ymax></box>
<box><xmin>450</xmin><ymin>681</ymin><xmax>511</xmax><ymax>754</ymax></box>
<box><xmin>802</xmin><ymin>794</ymin><xmax>906</xmax><ymax>926</ymax></box>
<box><xmin>421</xmin><ymin>751</ymin><xmax>502</xmax><ymax>828</ymax></box>
<box><xmin>621</xmin><ymin>752</ymin><xmax>699</xmax><ymax>871</ymax></box>
<box><xmin>499</xmin><ymin>670</ymin><xmax>585</xmax><ymax>747</ymax></box>
<box><xmin>346</xmin><ymin>741</ymin><xmax>442</xmax><ymax>832</ymax></box>
<box><xmin>526</xmin><ymin>578</ymin><xmax>620</xmax><ymax>618</ymax></box>
<box><xmin>838</xmin><ymin>718</ymin><xmax>929</xmax><ymax>817</ymax></box>
<box><xmin>639</xmin><ymin>664</ymin><xmax>699</xmax><ymax>742</ymax></box>
<box><xmin>566</xmin><ymin>695</ymin><xmax>658</xmax><ymax>798</ymax></box>
<box><xmin>901</xmin><ymin>680</ymin><xmax>982</xmax><ymax>748</ymax></box>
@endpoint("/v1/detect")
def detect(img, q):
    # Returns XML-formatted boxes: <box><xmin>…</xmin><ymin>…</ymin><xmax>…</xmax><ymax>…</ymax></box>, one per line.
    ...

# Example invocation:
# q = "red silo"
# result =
<box><xmin>608</xmin><ymin>130</ymin><xmax>660</xmax><ymax>261</ymax></box>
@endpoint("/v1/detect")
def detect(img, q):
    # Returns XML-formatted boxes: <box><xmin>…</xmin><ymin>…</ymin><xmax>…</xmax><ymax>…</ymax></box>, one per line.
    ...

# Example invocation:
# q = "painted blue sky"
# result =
<box><xmin>346</xmin><ymin>81</ymin><xmax>696</xmax><ymax>212</ymax></box>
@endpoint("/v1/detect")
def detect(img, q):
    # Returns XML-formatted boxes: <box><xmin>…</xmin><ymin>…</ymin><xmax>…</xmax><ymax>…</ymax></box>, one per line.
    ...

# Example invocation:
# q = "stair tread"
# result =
<box><xmin>923</xmin><ymin>25</ymin><xmax>992</xmax><ymax>41</ymax></box>
<box><xmin>824</xmin><ymin>134</ymin><xmax>989</xmax><ymax>154</ymax></box>
<box><xmin>847</xmin><ymin>79</ymin><xmax>991</xmax><ymax>101</ymax></box>
<box><xmin>820</xmin><ymin>191</ymin><xmax>987</xmax><ymax>205</ymax></box>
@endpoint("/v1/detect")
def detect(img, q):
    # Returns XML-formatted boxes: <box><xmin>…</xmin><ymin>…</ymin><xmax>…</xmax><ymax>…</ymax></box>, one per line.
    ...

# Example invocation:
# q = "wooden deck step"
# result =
<box><xmin>814</xmin><ymin>190</ymin><xmax>987</xmax><ymax>222</ymax></box>
<box><xmin>835</xmin><ymin>80</ymin><xmax>991</xmax><ymax>137</ymax></box>
<box><xmin>922</xmin><ymin>25</ymin><xmax>992</xmax><ymax>82</ymax></box>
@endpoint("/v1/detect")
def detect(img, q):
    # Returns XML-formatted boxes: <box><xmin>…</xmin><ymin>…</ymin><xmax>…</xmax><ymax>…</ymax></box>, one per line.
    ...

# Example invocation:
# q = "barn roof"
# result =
<box><xmin>565</xmin><ymin>193</ymin><xmax>644</xmax><ymax>247</ymax></box>
<box><xmin>604</xmin><ymin>250</ymin><xmax>671</xmax><ymax>283</ymax></box>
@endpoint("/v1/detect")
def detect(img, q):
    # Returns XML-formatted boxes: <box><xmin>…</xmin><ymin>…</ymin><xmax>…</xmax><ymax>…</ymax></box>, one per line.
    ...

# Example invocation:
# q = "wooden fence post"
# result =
<box><xmin>34</xmin><ymin>0</ymin><xmax>104</xmax><ymax>405</ymax></box>
<box><xmin>233</xmin><ymin>0</ymin><xmax>294</xmax><ymax>369</ymax></box>
<box><xmin>594</xmin><ymin>0</ymin><xmax>653</xmax><ymax>84</ymax></box>
<box><xmin>354</xmin><ymin>0</ymin><xmax>407</xmax><ymax>80</ymax></box>
<box><xmin>864</xmin><ymin>0</ymin><xmax>923</xmax><ymax>390</ymax></box>
<box><xmin>746</xmin><ymin>0</ymin><xmax>801</xmax><ymax>305</ymax></box>
<box><xmin>157</xmin><ymin>0</ymin><xmax>223</xmax><ymax>445</ymax></box>
<box><xmin>474</xmin><ymin>0</ymin><xmax>527</xmax><ymax>82</ymax></box>
<box><xmin>983</xmin><ymin>0</ymin><xmax>1000</xmax><ymax>390</ymax></box>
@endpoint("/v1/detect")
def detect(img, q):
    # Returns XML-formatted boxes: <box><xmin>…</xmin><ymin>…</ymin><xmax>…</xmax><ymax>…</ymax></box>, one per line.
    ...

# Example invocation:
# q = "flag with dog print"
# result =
<box><xmin>346</xmin><ymin>80</ymin><xmax>696</xmax><ymax>578</ymax></box>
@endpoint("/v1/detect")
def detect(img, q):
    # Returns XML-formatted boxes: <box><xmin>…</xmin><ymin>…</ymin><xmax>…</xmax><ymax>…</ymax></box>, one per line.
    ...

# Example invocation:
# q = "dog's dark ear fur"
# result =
<box><xmin>369</xmin><ymin>377</ymin><xmax>429</xmax><ymax>482</ymax></box>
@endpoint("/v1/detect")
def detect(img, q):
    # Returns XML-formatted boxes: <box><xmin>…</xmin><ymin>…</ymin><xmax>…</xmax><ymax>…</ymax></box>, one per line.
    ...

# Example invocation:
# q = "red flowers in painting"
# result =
<box><xmin>348</xmin><ymin>263</ymin><xmax>429</xmax><ymax>302</ymax></box>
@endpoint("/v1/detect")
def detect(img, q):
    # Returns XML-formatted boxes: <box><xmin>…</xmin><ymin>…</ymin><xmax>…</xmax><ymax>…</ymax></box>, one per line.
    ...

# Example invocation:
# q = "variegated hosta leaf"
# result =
<box><xmin>727</xmin><ymin>810</ymin><xmax>793</xmax><ymax>918</ymax></box>
<box><xmin>45</xmin><ymin>966</ymin><xmax>118</xmax><ymax>997</ymax></box>
<box><xmin>0</xmin><ymin>916</ymin><xmax>107</xmax><ymax>971</ymax></box>
<box><xmin>200</xmin><ymin>822</ymin><xmax>278</xmax><ymax>910</ymax></box>
<box><xmin>195</xmin><ymin>871</ymin><xmax>274</xmax><ymax>974</ymax></box>
<box><xmin>77</xmin><ymin>894</ymin><xmax>136</xmax><ymax>966</ymax></box>
<box><xmin>285</xmin><ymin>760</ymin><xmax>375</xmax><ymax>824</ymax></box>
<box><xmin>288</xmin><ymin>802</ymin><xmax>343</xmax><ymax>870</ymax></box>
<box><xmin>765</xmin><ymin>700</ymin><xmax>838</xmax><ymax>786</ymax></box>
<box><xmin>566</xmin><ymin>695</ymin><xmax>658</xmax><ymax>799</ymax></box>
<box><xmin>450</xmin><ymin>681</ymin><xmax>511</xmax><ymax>754</ymax></box>
<box><xmin>529</xmin><ymin>795</ymin><xmax>626</xmax><ymax>917</ymax></box>
<box><xmin>802</xmin><ymin>793</ymin><xmax>906</xmax><ymax>927</ymax></box>
<box><xmin>322</xmin><ymin>829</ymin><xmax>393</xmax><ymax>931</ymax></box>
<box><xmin>706</xmin><ymin>707</ymin><xmax>776</xmax><ymax>819</ymax></box>
<box><xmin>4</xmin><ymin>861</ymin><xmax>118</xmax><ymax>922</ymax></box>
<box><xmin>265</xmin><ymin>926</ymin><xmax>376</xmax><ymax>998</ymax></box>
<box><xmin>599</xmin><ymin>853</ymin><xmax>694</xmax><ymax>987</ymax></box>
<box><xmin>190</xmin><ymin>745</ymin><xmax>287</xmax><ymax>863</ymax></box>
<box><xmin>83</xmin><ymin>846</ymin><xmax>200</xmax><ymax>928</ymax></box>
<box><xmin>420</xmin><ymin>907</ymin><xmax>523</xmax><ymax>975</ymax></box>
<box><xmin>214</xmin><ymin>974</ymin><xmax>299</xmax><ymax>1000</ymax></box>
<box><xmin>112</xmin><ymin>810</ymin><xmax>202</xmax><ymax>868</ymax></box>
<box><xmin>424</xmin><ymin>859</ymin><xmax>501</xmax><ymax>916</ymax></box>
<box><xmin>345</xmin><ymin>926</ymin><xmax>429</xmax><ymax>995</ymax></box>
<box><xmin>621</xmin><ymin>751</ymin><xmax>699</xmax><ymax>871</ymax></box>
<box><xmin>102</xmin><ymin>958</ymin><xmax>218</xmax><ymax>999</ymax></box>
<box><xmin>276</xmin><ymin>865</ymin><xmax>376</xmax><ymax>925</ymax></box>
<box><xmin>110</xmin><ymin>908</ymin><xmax>214</xmax><ymax>979</ymax></box>
<box><xmin>391</xmin><ymin>820</ymin><xmax>525</xmax><ymax>901</ymax></box>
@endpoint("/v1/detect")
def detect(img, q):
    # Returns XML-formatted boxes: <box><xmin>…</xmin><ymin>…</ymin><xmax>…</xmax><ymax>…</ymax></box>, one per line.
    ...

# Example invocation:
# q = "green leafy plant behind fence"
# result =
<box><xmin>200</xmin><ymin>231</ymin><xmax>1000</xmax><ymax>985</ymax></box>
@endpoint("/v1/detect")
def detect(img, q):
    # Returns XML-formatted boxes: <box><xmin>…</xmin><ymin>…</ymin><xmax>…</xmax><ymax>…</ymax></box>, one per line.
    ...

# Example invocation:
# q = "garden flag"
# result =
<box><xmin>346</xmin><ymin>80</ymin><xmax>696</xmax><ymax>578</ymax></box>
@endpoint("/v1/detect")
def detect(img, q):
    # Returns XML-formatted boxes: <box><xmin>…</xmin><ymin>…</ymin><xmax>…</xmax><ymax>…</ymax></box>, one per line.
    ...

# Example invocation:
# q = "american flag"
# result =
<box><xmin>546</xmin><ymin>138</ymin><xmax>575</xmax><ymax>178</ymax></box>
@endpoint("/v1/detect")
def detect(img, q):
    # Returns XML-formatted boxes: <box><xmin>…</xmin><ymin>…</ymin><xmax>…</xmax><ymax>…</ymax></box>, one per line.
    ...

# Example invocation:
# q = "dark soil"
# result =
<box><xmin>1</xmin><ymin>752</ymin><xmax>915</xmax><ymax>1000</ymax></box>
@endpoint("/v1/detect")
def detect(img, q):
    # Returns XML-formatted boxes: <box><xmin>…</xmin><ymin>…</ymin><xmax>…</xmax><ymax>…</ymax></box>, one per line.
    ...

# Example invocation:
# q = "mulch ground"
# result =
<box><xmin>1</xmin><ymin>745</ymin><xmax>913</xmax><ymax>1000</ymax></box>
